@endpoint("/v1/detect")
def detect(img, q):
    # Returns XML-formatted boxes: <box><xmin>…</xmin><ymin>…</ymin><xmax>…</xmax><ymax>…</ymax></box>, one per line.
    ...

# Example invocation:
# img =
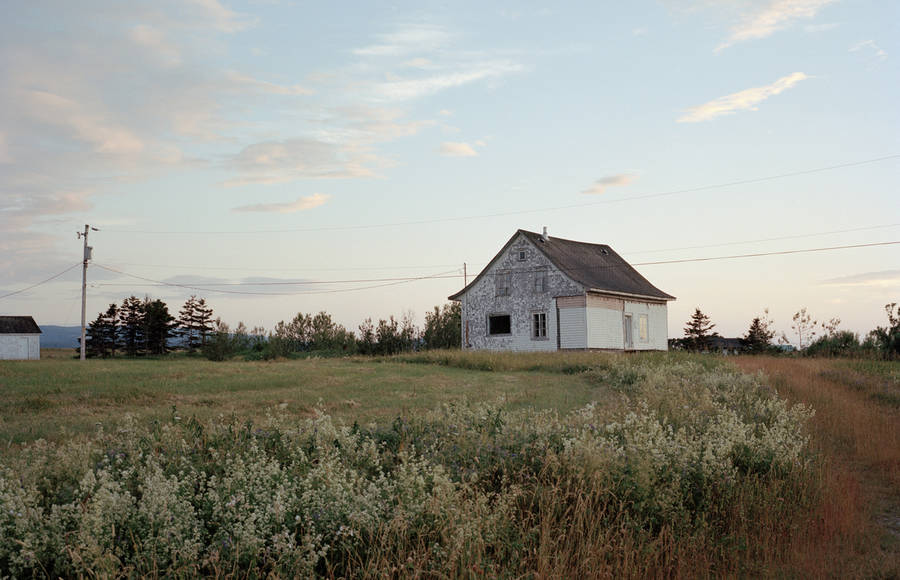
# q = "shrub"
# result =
<box><xmin>0</xmin><ymin>358</ymin><xmax>817</xmax><ymax>577</ymax></box>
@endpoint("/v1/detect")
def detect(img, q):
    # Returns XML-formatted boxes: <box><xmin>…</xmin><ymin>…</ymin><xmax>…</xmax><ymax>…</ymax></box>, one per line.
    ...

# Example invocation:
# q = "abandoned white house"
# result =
<box><xmin>0</xmin><ymin>316</ymin><xmax>42</xmax><ymax>360</ymax></box>
<box><xmin>449</xmin><ymin>229</ymin><xmax>675</xmax><ymax>351</ymax></box>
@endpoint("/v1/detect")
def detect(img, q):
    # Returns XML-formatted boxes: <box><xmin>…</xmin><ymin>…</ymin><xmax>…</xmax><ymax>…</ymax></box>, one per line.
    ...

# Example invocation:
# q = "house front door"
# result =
<box><xmin>623</xmin><ymin>314</ymin><xmax>633</xmax><ymax>350</ymax></box>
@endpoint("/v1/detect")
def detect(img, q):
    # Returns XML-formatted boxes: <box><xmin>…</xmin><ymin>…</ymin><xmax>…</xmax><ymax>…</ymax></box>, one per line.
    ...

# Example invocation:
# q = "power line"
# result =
<box><xmin>101</xmin><ymin>221</ymin><xmax>900</xmax><ymax>273</ymax></box>
<box><xmin>630</xmin><ymin>241</ymin><xmax>900</xmax><ymax>266</ymax></box>
<box><xmin>93</xmin><ymin>264</ymin><xmax>460</xmax><ymax>296</ymax></box>
<box><xmin>102</xmin><ymin>261</ymin><xmax>466</xmax><ymax>273</ymax></box>
<box><xmin>623</xmin><ymin>223</ymin><xmax>900</xmax><ymax>256</ymax></box>
<box><xmin>100</xmin><ymin>154</ymin><xmax>900</xmax><ymax>235</ymax></box>
<box><xmin>0</xmin><ymin>263</ymin><xmax>82</xmax><ymax>301</ymax></box>
<box><xmin>91</xmin><ymin>241</ymin><xmax>898</xmax><ymax>297</ymax></box>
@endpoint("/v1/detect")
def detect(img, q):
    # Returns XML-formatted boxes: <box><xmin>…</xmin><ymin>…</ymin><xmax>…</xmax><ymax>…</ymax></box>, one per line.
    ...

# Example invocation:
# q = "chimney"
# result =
<box><xmin>541</xmin><ymin>226</ymin><xmax>549</xmax><ymax>243</ymax></box>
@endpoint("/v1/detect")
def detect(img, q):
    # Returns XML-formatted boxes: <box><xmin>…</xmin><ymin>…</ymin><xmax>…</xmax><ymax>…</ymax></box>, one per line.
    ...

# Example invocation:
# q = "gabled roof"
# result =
<box><xmin>449</xmin><ymin>230</ymin><xmax>675</xmax><ymax>301</ymax></box>
<box><xmin>0</xmin><ymin>316</ymin><xmax>42</xmax><ymax>334</ymax></box>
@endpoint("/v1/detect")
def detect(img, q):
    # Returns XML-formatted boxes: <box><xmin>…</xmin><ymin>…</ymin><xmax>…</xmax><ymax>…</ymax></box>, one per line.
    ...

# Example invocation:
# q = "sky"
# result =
<box><xmin>1</xmin><ymin>0</ymin><xmax>898</xmax><ymax>344</ymax></box>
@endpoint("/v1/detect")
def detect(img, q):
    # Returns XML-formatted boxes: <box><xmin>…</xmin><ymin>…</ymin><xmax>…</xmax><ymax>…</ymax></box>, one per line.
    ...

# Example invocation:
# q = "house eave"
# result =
<box><xmin>586</xmin><ymin>288</ymin><xmax>675</xmax><ymax>303</ymax></box>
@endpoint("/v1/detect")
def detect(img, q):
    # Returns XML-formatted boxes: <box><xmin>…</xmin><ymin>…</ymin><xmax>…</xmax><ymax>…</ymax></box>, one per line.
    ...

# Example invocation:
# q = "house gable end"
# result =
<box><xmin>449</xmin><ymin>230</ymin><xmax>585</xmax><ymax>301</ymax></box>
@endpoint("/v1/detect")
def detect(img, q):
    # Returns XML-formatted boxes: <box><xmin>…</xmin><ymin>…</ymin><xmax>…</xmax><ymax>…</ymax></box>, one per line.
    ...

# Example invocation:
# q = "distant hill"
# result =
<box><xmin>38</xmin><ymin>325</ymin><xmax>190</xmax><ymax>349</ymax></box>
<box><xmin>39</xmin><ymin>325</ymin><xmax>82</xmax><ymax>348</ymax></box>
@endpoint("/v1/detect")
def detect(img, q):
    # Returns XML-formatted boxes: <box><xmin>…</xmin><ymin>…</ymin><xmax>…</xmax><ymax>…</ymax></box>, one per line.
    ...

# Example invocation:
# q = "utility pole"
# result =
<box><xmin>462</xmin><ymin>262</ymin><xmax>468</xmax><ymax>350</ymax></box>
<box><xmin>77</xmin><ymin>224</ymin><xmax>98</xmax><ymax>361</ymax></box>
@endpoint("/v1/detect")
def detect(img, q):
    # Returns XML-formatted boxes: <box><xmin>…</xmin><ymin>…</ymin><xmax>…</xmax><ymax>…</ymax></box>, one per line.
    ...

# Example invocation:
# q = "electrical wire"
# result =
<box><xmin>93</xmin><ymin>264</ymin><xmax>461</xmax><ymax>296</ymax></box>
<box><xmin>99</xmin><ymin>154</ymin><xmax>900</xmax><ymax>235</ymax></box>
<box><xmin>91</xmin><ymin>241</ymin><xmax>899</xmax><ymax>297</ymax></box>
<box><xmin>0</xmin><ymin>262</ymin><xmax>82</xmax><ymax>300</ymax></box>
<box><xmin>100</xmin><ymin>222</ymin><xmax>900</xmax><ymax>273</ymax></box>
<box><xmin>623</xmin><ymin>223</ymin><xmax>900</xmax><ymax>255</ymax></box>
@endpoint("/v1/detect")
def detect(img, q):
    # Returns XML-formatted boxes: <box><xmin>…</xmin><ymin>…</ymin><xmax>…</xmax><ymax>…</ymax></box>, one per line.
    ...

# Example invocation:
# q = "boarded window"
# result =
<box><xmin>532</xmin><ymin>312</ymin><xmax>547</xmax><ymax>339</ymax></box>
<box><xmin>534</xmin><ymin>270</ymin><xmax>548</xmax><ymax>293</ymax></box>
<box><xmin>488</xmin><ymin>314</ymin><xmax>511</xmax><ymax>335</ymax></box>
<box><xmin>639</xmin><ymin>314</ymin><xmax>649</xmax><ymax>341</ymax></box>
<box><xmin>495</xmin><ymin>272</ymin><xmax>511</xmax><ymax>296</ymax></box>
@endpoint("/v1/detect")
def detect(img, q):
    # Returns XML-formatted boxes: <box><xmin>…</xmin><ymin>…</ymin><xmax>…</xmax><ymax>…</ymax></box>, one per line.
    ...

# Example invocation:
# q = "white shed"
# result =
<box><xmin>0</xmin><ymin>316</ymin><xmax>42</xmax><ymax>360</ymax></box>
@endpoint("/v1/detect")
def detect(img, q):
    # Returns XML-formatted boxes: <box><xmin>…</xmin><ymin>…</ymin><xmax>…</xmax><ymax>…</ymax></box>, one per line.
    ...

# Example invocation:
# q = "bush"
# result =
<box><xmin>0</xmin><ymin>358</ymin><xmax>817</xmax><ymax>577</ymax></box>
<box><xmin>804</xmin><ymin>331</ymin><xmax>861</xmax><ymax>358</ymax></box>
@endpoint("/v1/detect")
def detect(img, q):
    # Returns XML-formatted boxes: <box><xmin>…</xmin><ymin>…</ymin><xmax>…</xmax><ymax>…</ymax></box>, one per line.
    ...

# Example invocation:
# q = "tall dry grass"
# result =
<box><xmin>735</xmin><ymin>356</ymin><xmax>900</xmax><ymax>578</ymax></box>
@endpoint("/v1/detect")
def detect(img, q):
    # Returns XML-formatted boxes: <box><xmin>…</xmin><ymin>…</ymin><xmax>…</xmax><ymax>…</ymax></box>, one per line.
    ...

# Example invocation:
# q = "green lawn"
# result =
<box><xmin>0</xmin><ymin>350</ymin><xmax>612</xmax><ymax>447</ymax></box>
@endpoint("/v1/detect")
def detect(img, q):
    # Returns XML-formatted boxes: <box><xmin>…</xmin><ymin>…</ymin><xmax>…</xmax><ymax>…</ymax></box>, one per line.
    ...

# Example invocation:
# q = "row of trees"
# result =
<box><xmin>83</xmin><ymin>295</ymin><xmax>214</xmax><ymax>357</ymax></box>
<box><xmin>83</xmin><ymin>296</ymin><xmax>462</xmax><ymax>360</ymax></box>
<box><xmin>676</xmin><ymin>303</ymin><xmax>900</xmax><ymax>358</ymax></box>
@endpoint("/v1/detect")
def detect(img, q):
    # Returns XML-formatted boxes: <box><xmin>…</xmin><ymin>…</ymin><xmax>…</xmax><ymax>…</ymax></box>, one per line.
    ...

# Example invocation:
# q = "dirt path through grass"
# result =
<box><xmin>734</xmin><ymin>356</ymin><xmax>900</xmax><ymax>577</ymax></box>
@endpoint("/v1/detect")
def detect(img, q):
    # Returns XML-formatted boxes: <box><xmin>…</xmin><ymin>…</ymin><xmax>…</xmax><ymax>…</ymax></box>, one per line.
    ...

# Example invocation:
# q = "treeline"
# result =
<box><xmin>672</xmin><ymin>303</ymin><xmax>900</xmax><ymax>359</ymax></box>
<box><xmin>82</xmin><ymin>297</ymin><xmax>461</xmax><ymax>360</ymax></box>
<box><xmin>82</xmin><ymin>295</ymin><xmax>213</xmax><ymax>357</ymax></box>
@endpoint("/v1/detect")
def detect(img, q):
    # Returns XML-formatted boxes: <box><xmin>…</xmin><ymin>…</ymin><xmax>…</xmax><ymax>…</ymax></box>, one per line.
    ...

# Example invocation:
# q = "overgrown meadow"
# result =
<box><xmin>0</xmin><ymin>354</ymin><xmax>819</xmax><ymax>578</ymax></box>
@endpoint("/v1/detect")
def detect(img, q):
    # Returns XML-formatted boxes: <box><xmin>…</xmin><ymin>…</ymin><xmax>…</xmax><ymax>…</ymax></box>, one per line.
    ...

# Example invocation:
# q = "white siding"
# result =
<box><xmin>0</xmin><ymin>334</ymin><xmax>40</xmax><ymax>360</ymax></box>
<box><xmin>624</xmin><ymin>301</ymin><xmax>668</xmax><ymax>351</ymax></box>
<box><xmin>586</xmin><ymin>306</ymin><xmax>625</xmax><ymax>349</ymax></box>
<box><xmin>558</xmin><ymin>306</ymin><xmax>587</xmax><ymax>349</ymax></box>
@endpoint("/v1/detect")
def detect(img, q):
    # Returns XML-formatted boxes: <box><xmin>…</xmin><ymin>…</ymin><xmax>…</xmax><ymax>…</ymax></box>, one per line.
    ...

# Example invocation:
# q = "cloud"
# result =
<box><xmin>850</xmin><ymin>40</ymin><xmax>888</xmax><ymax>61</ymax></box>
<box><xmin>353</xmin><ymin>25</ymin><xmax>450</xmax><ymax>57</ymax></box>
<box><xmin>581</xmin><ymin>174</ymin><xmax>636</xmax><ymax>195</ymax></box>
<box><xmin>224</xmin><ymin>138</ymin><xmax>377</xmax><ymax>185</ymax></box>
<box><xmin>677</xmin><ymin>72</ymin><xmax>809</xmax><ymax>123</ymax></box>
<box><xmin>372</xmin><ymin>60</ymin><xmax>524</xmax><ymax>101</ymax></box>
<box><xmin>717</xmin><ymin>0</ymin><xmax>836</xmax><ymax>50</ymax></box>
<box><xmin>224</xmin><ymin>70</ymin><xmax>314</xmax><ymax>96</ymax></box>
<box><xmin>232</xmin><ymin>193</ymin><xmax>330</xmax><ymax>213</ymax></box>
<box><xmin>439</xmin><ymin>142</ymin><xmax>478</xmax><ymax>157</ymax></box>
<box><xmin>130</xmin><ymin>24</ymin><xmax>181</xmax><ymax>67</ymax></box>
<box><xmin>821</xmin><ymin>270</ymin><xmax>900</xmax><ymax>288</ymax></box>
<box><xmin>23</xmin><ymin>89</ymin><xmax>145</xmax><ymax>154</ymax></box>
<box><xmin>187</xmin><ymin>0</ymin><xmax>256</xmax><ymax>33</ymax></box>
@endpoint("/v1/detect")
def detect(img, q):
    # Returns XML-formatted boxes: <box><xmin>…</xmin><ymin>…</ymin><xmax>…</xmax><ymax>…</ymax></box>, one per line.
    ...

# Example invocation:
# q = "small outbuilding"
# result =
<box><xmin>449</xmin><ymin>229</ymin><xmax>675</xmax><ymax>351</ymax></box>
<box><xmin>0</xmin><ymin>316</ymin><xmax>42</xmax><ymax>360</ymax></box>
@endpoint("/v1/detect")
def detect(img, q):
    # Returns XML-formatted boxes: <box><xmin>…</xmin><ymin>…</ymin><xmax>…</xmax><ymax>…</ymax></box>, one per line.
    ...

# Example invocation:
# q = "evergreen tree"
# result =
<box><xmin>194</xmin><ymin>298</ymin><xmax>215</xmax><ymax>346</ymax></box>
<box><xmin>683</xmin><ymin>307</ymin><xmax>718</xmax><ymax>351</ymax></box>
<box><xmin>119</xmin><ymin>295</ymin><xmax>146</xmax><ymax>356</ymax></box>
<box><xmin>743</xmin><ymin>311</ymin><xmax>775</xmax><ymax>354</ymax></box>
<box><xmin>143</xmin><ymin>298</ymin><xmax>176</xmax><ymax>355</ymax></box>
<box><xmin>177</xmin><ymin>296</ymin><xmax>203</xmax><ymax>351</ymax></box>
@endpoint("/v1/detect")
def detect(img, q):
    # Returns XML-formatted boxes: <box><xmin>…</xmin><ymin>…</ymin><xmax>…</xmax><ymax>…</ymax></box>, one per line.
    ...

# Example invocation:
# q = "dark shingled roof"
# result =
<box><xmin>450</xmin><ymin>230</ymin><xmax>675</xmax><ymax>301</ymax></box>
<box><xmin>0</xmin><ymin>316</ymin><xmax>42</xmax><ymax>334</ymax></box>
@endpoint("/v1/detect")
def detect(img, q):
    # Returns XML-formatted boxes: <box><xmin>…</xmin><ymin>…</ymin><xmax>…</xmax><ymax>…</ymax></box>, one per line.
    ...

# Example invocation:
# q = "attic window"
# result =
<box><xmin>495</xmin><ymin>272</ymin><xmax>511</xmax><ymax>296</ymax></box>
<box><xmin>516</xmin><ymin>249</ymin><xmax>527</xmax><ymax>261</ymax></box>
<box><xmin>533</xmin><ymin>269</ymin><xmax>548</xmax><ymax>293</ymax></box>
<box><xmin>488</xmin><ymin>314</ymin><xmax>511</xmax><ymax>335</ymax></box>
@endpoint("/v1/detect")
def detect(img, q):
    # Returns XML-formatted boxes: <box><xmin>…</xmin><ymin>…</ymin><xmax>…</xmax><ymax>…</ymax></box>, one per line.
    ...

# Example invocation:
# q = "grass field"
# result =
<box><xmin>0</xmin><ymin>349</ymin><xmax>622</xmax><ymax>448</ymax></box>
<box><xmin>0</xmin><ymin>349</ymin><xmax>897</xmax><ymax>577</ymax></box>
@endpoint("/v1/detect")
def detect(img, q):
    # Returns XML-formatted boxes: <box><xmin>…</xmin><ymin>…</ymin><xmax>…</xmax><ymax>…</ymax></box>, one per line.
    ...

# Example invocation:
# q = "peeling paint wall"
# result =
<box><xmin>460</xmin><ymin>233</ymin><xmax>581</xmax><ymax>351</ymax></box>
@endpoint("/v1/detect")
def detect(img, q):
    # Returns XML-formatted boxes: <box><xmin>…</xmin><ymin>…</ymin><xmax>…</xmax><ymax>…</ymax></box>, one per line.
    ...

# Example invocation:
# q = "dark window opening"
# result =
<box><xmin>517</xmin><ymin>250</ymin><xmax>527</xmax><ymax>261</ymax></box>
<box><xmin>488</xmin><ymin>314</ymin><xmax>511</xmax><ymax>335</ymax></box>
<box><xmin>532</xmin><ymin>312</ymin><xmax>547</xmax><ymax>339</ymax></box>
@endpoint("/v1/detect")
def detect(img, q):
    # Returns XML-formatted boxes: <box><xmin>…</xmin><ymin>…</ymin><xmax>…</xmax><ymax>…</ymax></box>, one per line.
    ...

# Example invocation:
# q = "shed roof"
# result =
<box><xmin>449</xmin><ymin>229</ymin><xmax>675</xmax><ymax>301</ymax></box>
<box><xmin>0</xmin><ymin>316</ymin><xmax>42</xmax><ymax>334</ymax></box>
